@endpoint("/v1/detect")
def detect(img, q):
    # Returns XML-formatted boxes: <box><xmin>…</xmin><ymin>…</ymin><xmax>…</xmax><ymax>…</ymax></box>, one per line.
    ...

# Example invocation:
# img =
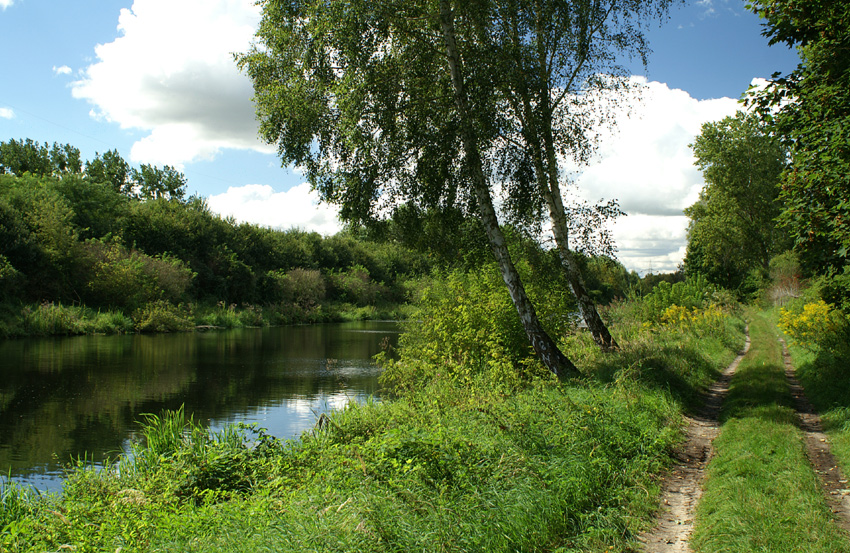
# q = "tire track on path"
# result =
<box><xmin>639</xmin><ymin>329</ymin><xmax>751</xmax><ymax>553</ymax></box>
<box><xmin>780</xmin><ymin>338</ymin><xmax>850</xmax><ymax>533</ymax></box>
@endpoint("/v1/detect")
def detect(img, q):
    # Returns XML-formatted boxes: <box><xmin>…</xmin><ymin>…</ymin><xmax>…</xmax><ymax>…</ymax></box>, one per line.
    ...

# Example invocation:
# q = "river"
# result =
<box><xmin>0</xmin><ymin>321</ymin><xmax>399</xmax><ymax>493</ymax></box>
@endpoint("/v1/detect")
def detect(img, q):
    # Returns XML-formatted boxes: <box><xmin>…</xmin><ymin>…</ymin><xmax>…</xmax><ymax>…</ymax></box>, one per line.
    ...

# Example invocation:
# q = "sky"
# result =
<box><xmin>0</xmin><ymin>0</ymin><xmax>801</xmax><ymax>274</ymax></box>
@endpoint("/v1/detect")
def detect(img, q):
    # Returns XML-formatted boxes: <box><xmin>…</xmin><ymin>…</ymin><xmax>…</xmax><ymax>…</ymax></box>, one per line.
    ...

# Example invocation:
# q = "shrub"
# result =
<box><xmin>0</xmin><ymin>254</ymin><xmax>23</xmax><ymax>301</ymax></box>
<box><xmin>132</xmin><ymin>300</ymin><xmax>194</xmax><ymax>333</ymax></box>
<box><xmin>327</xmin><ymin>265</ymin><xmax>387</xmax><ymax>306</ymax></box>
<box><xmin>658</xmin><ymin>303</ymin><xmax>730</xmax><ymax>337</ymax></box>
<box><xmin>778</xmin><ymin>299</ymin><xmax>848</xmax><ymax>352</ymax></box>
<box><xmin>264</xmin><ymin>268</ymin><xmax>326</xmax><ymax>311</ymax></box>
<box><xmin>78</xmin><ymin>239</ymin><xmax>194</xmax><ymax>310</ymax></box>
<box><xmin>379</xmin><ymin>264</ymin><xmax>569</xmax><ymax>394</ymax></box>
<box><xmin>765</xmin><ymin>251</ymin><xmax>802</xmax><ymax>306</ymax></box>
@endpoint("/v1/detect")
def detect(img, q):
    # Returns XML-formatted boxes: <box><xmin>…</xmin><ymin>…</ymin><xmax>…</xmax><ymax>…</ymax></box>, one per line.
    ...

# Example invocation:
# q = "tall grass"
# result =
<box><xmin>19</xmin><ymin>302</ymin><xmax>133</xmax><ymax>336</ymax></box>
<box><xmin>0</xmin><ymin>478</ymin><xmax>35</xmax><ymax>536</ymax></box>
<box><xmin>4</xmin><ymin>376</ymin><xmax>688</xmax><ymax>552</ymax></box>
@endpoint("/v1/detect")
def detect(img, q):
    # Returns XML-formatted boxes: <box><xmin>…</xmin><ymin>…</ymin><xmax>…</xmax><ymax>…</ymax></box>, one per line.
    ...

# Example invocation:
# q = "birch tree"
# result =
<box><xmin>238</xmin><ymin>0</ymin><xmax>674</xmax><ymax>371</ymax></box>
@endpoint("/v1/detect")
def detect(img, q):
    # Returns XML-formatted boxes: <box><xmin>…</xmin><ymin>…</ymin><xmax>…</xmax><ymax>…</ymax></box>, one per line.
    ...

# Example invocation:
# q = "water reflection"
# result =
<box><xmin>0</xmin><ymin>321</ymin><xmax>398</xmax><ymax>492</ymax></box>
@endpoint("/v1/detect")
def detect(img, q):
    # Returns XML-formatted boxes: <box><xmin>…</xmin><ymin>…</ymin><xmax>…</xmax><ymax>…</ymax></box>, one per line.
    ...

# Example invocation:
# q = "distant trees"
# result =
<box><xmin>0</xmin><ymin>139</ymin><xmax>187</xmax><ymax>201</ymax></box>
<box><xmin>684</xmin><ymin>111</ymin><xmax>789</xmax><ymax>294</ymax></box>
<box><xmin>0</xmin><ymin>138</ymin><xmax>430</xmax><ymax>321</ymax></box>
<box><xmin>0</xmin><ymin>139</ymin><xmax>81</xmax><ymax>176</ymax></box>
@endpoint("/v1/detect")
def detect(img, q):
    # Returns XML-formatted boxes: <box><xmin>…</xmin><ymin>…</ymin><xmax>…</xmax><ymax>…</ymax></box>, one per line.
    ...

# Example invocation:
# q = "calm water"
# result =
<box><xmin>0</xmin><ymin>321</ymin><xmax>399</xmax><ymax>492</ymax></box>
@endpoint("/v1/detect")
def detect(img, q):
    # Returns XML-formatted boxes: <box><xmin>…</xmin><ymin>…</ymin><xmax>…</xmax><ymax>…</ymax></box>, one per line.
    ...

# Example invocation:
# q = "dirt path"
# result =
<box><xmin>638</xmin><ymin>330</ymin><xmax>751</xmax><ymax>552</ymax></box>
<box><xmin>780</xmin><ymin>339</ymin><xmax>850</xmax><ymax>532</ymax></box>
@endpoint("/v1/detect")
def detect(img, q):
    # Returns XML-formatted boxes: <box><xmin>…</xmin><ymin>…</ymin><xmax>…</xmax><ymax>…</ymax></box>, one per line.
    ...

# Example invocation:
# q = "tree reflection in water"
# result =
<box><xmin>0</xmin><ymin>321</ymin><xmax>398</xmax><ymax>491</ymax></box>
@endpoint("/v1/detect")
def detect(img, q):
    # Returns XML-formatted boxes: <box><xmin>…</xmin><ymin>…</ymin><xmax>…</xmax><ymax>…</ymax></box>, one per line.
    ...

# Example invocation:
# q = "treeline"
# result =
<box><xmin>684</xmin><ymin>3</ymin><xmax>849</xmax><ymax>312</ymax></box>
<box><xmin>0</xmin><ymin>138</ymin><xmax>654</xmax><ymax>337</ymax></box>
<box><xmin>0</xmin><ymin>139</ymin><xmax>437</xmax><ymax>335</ymax></box>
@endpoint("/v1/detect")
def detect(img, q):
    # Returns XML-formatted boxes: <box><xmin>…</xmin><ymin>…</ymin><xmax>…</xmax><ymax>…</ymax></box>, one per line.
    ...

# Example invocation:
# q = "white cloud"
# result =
<box><xmin>71</xmin><ymin>0</ymin><xmax>270</xmax><ymax>167</ymax></box>
<box><xmin>0</xmin><ymin>107</ymin><xmax>13</xmax><ymax>119</ymax></box>
<box><xmin>0</xmin><ymin>0</ymin><xmax>14</xmax><ymax>10</ymax></box>
<box><xmin>696</xmin><ymin>0</ymin><xmax>716</xmax><ymax>17</ymax></box>
<box><xmin>570</xmin><ymin>77</ymin><xmax>740</xmax><ymax>274</ymax></box>
<box><xmin>52</xmin><ymin>65</ymin><xmax>72</xmax><ymax>76</ymax></box>
<box><xmin>207</xmin><ymin>183</ymin><xmax>342</xmax><ymax>235</ymax></box>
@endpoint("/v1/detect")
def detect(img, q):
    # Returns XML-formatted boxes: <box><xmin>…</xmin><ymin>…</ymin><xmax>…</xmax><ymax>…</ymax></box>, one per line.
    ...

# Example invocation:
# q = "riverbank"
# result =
<box><xmin>0</xmin><ymin>299</ymin><xmax>413</xmax><ymax>339</ymax></box>
<box><xmin>0</xmin><ymin>312</ymin><xmax>745</xmax><ymax>552</ymax></box>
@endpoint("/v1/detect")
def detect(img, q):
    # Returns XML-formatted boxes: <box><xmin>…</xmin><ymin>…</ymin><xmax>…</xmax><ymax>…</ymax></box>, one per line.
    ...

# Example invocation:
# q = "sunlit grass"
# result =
<box><xmin>691</xmin><ymin>311</ymin><xmax>849</xmax><ymax>553</ymax></box>
<box><xmin>1</xmin><ymin>306</ymin><xmax>747</xmax><ymax>552</ymax></box>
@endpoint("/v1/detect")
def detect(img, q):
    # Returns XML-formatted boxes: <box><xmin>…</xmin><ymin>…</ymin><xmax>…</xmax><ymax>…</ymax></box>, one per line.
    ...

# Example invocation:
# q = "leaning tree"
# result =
<box><xmin>238</xmin><ymin>0</ymin><xmax>674</xmax><ymax>374</ymax></box>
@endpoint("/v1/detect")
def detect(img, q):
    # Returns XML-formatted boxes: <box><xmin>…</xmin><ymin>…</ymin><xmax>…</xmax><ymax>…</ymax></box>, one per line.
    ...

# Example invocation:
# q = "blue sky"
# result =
<box><xmin>0</xmin><ymin>0</ymin><xmax>800</xmax><ymax>273</ymax></box>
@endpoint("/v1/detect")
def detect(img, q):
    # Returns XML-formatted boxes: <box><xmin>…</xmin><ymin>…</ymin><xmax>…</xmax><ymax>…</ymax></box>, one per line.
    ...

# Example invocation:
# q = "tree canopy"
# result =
<box><xmin>684</xmin><ymin>111</ymin><xmax>789</xmax><ymax>294</ymax></box>
<box><xmin>239</xmin><ymin>0</ymin><xmax>675</xmax><ymax>371</ymax></box>
<box><xmin>747</xmin><ymin>0</ymin><xmax>850</xmax><ymax>272</ymax></box>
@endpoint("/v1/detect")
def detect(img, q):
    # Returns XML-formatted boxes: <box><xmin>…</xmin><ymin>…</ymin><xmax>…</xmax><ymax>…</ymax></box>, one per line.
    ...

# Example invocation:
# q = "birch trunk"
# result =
<box><xmin>439</xmin><ymin>1</ymin><xmax>579</xmax><ymax>378</ymax></box>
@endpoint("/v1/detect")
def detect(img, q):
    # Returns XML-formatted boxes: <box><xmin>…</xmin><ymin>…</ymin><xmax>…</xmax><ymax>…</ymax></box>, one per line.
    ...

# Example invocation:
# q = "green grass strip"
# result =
<box><xmin>691</xmin><ymin>311</ymin><xmax>849</xmax><ymax>553</ymax></box>
<box><xmin>782</xmin><ymin>321</ymin><xmax>850</xmax><ymax>492</ymax></box>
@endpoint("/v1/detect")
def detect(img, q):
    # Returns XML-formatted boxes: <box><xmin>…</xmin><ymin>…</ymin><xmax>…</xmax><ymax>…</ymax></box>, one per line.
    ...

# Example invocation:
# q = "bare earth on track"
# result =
<box><xmin>638</xmin><ymin>331</ymin><xmax>751</xmax><ymax>553</ymax></box>
<box><xmin>780</xmin><ymin>338</ymin><xmax>850</xmax><ymax>533</ymax></box>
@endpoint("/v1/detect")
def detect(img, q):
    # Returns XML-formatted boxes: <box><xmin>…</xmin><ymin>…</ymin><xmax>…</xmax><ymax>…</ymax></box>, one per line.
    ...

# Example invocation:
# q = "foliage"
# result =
<box><xmin>7</xmin><ymin>381</ymin><xmax>682</xmax><ymax>552</ymax></box>
<box><xmin>19</xmin><ymin>302</ymin><xmax>133</xmax><ymax>336</ymax></box>
<box><xmin>327</xmin><ymin>265</ymin><xmax>388</xmax><ymax>307</ymax></box>
<box><xmin>786</xmin><ymin>316</ymin><xmax>850</xmax><ymax>482</ymax></box>
<box><xmin>77</xmin><ymin>239</ymin><xmax>195</xmax><ymax>310</ymax></box>
<box><xmin>778</xmin><ymin>299</ymin><xmax>848</xmax><ymax>353</ymax></box>
<box><xmin>684</xmin><ymin>111</ymin><xmax>789</xmax><ymax>294</ymax></box>
<box><xmin>0</xmin><ymin>138</ymin><xmax>433</xmax><ymax>336</ymax></box>
<box><xmin>763</xmin><ymin>250</ymin><xmax>802</xmax><ymax>306</ymax></box>
<box><xmin>629</xmin><ymin>274</ymin><xmax>723</xmax><ymax>324</ymax></box>
<box><xmin>0</xmin><ymin>138</ymin><xmax>81</xmax><ymax>177</ymax></box>
<box><xmin>657</xmin><ymin>303</ymin><xmax>730</xmax><ymax>337</ymax></box>
<box><xmin>0</xmin><ymin>478</ymin><xmax>35</xmax><ymax>539</ymax></box>
<box><xmin>579</xmin><ymin>255</ymin><xmax>639</xmax><ymax>305</ymax></box>
<box><xmin>379</xmin><ymin>263</ymin><xmax>578</xmax><ymax>394</ymax></box>
<box><xmin>237</xmin><ymin>0</ymin><xmax>681</xmax><ymax>364</ymax></box>
<box><xmin>747</xmin><ymin>1</ymin><xmax>850</xmax><ymax>273</ymax></box>
<box><xmin>0</xmin><ymin>255</ymin><xmax>23</xmax><ymax>302</ymax></box>
<box><xmin>132</xmin><ymin>301</ymin><xmax>195</xmax><ymax>333</ymax></box>
<box><xmin>0</xmin><ymin>289</ymin><xmax>753</xmax><ymax>553</ymax></box>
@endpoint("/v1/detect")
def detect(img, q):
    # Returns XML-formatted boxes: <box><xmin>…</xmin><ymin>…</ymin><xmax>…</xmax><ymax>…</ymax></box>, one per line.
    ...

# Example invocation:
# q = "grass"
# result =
<box><xmin>18</xmin><ymin>302</ymin><xmax>133</xmax><ymax>336</ymax></box>
<box><xmin>0</xmin><ymin>383</ymin><xmax>676</xmax><ymax>552</ymax></box>
<box><xmin>690</xmin><ymin>310</ymin><xmax>849</xmax><ymax>553</ymax></box>
<box><xmin>0</xmin><ymin>299</ymin><xmax>413</xmax><ymax>339</ymax></box>
<box><xmin>783</xmin><ymin>330</ymin><xmax>850</xmax><ymax>487</ymax></box>
<box><xmin>0</xmin><ymin>317</ymin><xmax>747</xmax><ymax>553</ymax></box>
<box><xmin>0</xmin><ymin>293</ymin><xmax>753</xmax><ymax>553</ymax></box>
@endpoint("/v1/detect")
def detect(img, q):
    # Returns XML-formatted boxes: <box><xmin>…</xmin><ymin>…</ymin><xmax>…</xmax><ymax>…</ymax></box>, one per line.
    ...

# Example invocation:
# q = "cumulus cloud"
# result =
<box><xmin>0</xmin><ymin>0</ymin><xmax>13</xmax><ymax>10</ymax></box>
<box><xmin>71</xmin><ymin>0</ymin><xmax>269</xmax><ymax>166</ymax></box>
<box><xmin>52</xmin><ymin>65</ymin><xmax>72</xmax><ymax>76</ymax></box>
<box><xmin>0</xmin><ymin>107</ymin><xmax>13</xmax><ymax>119</ymax></box>
<box><xmin>570</xmin><ymin>77</ymin><xmax>740</xmax><ymax>273</ymax></box>
<box><xmin>207</xmin><ymin>183</ymin><xmax>342</xmax><ymax>236</ymax></box>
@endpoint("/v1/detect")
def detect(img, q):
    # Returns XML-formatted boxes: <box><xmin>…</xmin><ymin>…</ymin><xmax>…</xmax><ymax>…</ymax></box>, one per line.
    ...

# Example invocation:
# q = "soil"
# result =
<box><xmin>637</xmin><ymin>330</ymin><xmax>751</xmax><ymax>552</ymax></box>
<box><xmin>780</xmin><ymin>339</ymin><xmax>850</xmax><ymax>532</ymax></box>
